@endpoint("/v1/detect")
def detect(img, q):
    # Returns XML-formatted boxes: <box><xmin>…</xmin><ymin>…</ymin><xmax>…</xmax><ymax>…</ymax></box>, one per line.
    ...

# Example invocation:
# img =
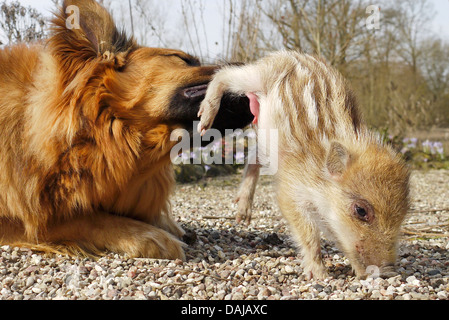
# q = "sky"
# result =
<box><xmin>5</xmin><ymin>0</ymin><xmax>449</xmax><ymax>60</ymax></box>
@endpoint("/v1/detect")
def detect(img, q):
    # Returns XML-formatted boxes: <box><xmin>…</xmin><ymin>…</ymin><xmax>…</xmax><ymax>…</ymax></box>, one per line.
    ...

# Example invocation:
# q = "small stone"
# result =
<box><xmin>127</xmin><ymin>267</ymin><xmax>138</xmax><ymax>279</ymax></box>
<box><xmin>384</xmin><ymin>286</ymin><xmax>396</xmax><ymax>296</ymax></box>
<box><xmin>427</xmin><ymin>269</ymin><xmax>441</xmax><ymax>276</ymax></box>
<box><xmin>232</xmin><ymin>292</ymin><xmax>244</xmax><ymax>300</ymax></box>
<box><xmin>437</xmin><ymin>291</ymin><xmax>448</xmax><ymax>300</ymax></box>
<box><xmin>150</xmin><ymin>282</ymin><xmax>163</xmax><ymax>289</ymax></box>
<box><xmin>406</xmin><ymin>276</ymin><xmax>420</xmax><ymax>286</ymax></box>
<box><xmin>371</xmin><ymin>290</ymin><xmax>382</xmax><ymax>299</ymax></box>
<box><xmin>31</xmin><ymin>287</ymin><xmax>42</xmax><ymax>294</ymax></box>
<box><xmin>94</xmin><ymin>265</ymin><xmax>103</xmax><ymax>273</ymax></box>
<box><xmin>175</xmin><ymin>259</ymin><xmax>184</xmax><ymax>266</ymax></box>
<box><xmin>313</xmin><ymin>284</ymin><xmax>325</xmax><ymax>292</ymax></box>
<box><xmin>349</xmin><ymin>284</ymin><xmax>360</xmax><ymax>292</ymax></box>
<box><xmin>167</xmin><ymin>269</ymin><xmax>177</xmax><ymax>277</ymax></box>
<box><xmin>409</xmin><ymin>292</ymin><xmax>425</xmax><ymax>300</ymax></box>
<box><xmin>210</xmin><ymin>231</ymin><xmax>220</xmax><ymax>240</ymax></box>
<box><xmin>218</xmin><ymin>251</ymin><xmax>226</xmax><ymax>260</ymax></box>
<box><xmin>263</xmin><ymin>233</ymin><xmax>283</xmax><ymax>245</ymax></box>
<box><xmin>258</xmin><ymin>288</ymin><xmax>271</xmax><ymax>298</ymax></box>
<box><xmin>402</xmin><ymin>293</ymin><xmax>412</xmax><ymax>300</ymax></box>
<box><xmin>220</xmin><ymin>270</ymin><xmax>231</xmax><ymax>279</ymax></box>
<box><xmin>387</xmin><ymin>275</ymin><xmax>401</xmax><ymax>286</ymax></box>
<box><xmin>284</xmin><ymin>265</ymin><xmax>295</xmax><ymax>274</ymax></box>
<box><xmin>10</xmin><ymin>251</ymin><xmax>19</xmax><ymax>261</ymax></box>
<box><xmin>26</xmin><ymin>276</ymin><xmax>35</xmax><ymax>288</ymax></box>
<box><xmin>430</xmin><ymin>278</ymin><xmax>445</xmax><ymax>288</ymax></box>
<box><xmin>216</xmin><ymin>290</ymin><xmax>226</xmax><ymax>300</ymax></box>
<box><xmin>280</xmin><ymin>295</ymin><xmax>297</xmax><ymax>300</ymax></box>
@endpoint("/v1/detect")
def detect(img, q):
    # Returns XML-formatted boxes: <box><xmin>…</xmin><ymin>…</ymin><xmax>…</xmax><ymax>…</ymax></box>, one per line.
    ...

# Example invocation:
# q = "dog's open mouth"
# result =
<box><xmin>169</xmin><ymin>82</ymin><xmax>254</xmax><ymax>134</ymax></box>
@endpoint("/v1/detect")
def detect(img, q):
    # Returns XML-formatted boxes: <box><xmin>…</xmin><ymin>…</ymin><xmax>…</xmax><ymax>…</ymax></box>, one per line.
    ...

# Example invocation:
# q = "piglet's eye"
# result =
<box><xmin>352</xmin><ymin>202</ymin><xmax>373</xmax><ymax>223</ymax></box>
<box><xmin>355</xmin><ymin>206</ymin><xmax>367</xmax><ymax>218</ymax></box>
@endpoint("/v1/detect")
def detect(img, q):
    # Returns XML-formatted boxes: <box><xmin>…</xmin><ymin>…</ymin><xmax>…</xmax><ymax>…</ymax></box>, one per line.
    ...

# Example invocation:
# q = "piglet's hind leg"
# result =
<box><xmin>235</xmin><ymin>163</ymin><xmax>261</xmax><ymax>225</ymax></box>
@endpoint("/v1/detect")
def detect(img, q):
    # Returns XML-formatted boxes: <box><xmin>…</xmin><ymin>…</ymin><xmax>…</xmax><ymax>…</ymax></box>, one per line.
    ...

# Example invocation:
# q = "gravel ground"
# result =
<box><xmin>0</xmin><ymin>170</ymin><xmax>448</xmax><ymax>301</ymax></box>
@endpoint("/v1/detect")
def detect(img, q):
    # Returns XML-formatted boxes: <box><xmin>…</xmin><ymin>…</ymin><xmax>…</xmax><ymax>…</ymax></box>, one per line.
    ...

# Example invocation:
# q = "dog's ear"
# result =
<box><xmin>50</xmin><ymin>0</ymin><xmax>136</xmax><ymax>66</ymax></box>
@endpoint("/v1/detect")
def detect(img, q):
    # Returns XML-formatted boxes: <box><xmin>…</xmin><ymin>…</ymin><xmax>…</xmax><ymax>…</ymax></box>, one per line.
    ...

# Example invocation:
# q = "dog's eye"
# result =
<box><xmin>168</xmin><ymin>54</ymin><xmax>200</xmax><ymax>66</ymax></box>
<box><xmin>180</xmin><ymin>56</ymin><xmax>200</xmax><ymax>66</ymax></box>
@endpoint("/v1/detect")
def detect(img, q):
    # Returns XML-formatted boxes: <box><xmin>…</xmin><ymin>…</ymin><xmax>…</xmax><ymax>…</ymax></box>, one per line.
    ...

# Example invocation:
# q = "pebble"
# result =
<box><xmin>284</xmin><ymin>265</ymin><xmax>295</xmax><ymax>274</ymax></box>
<box><xmin>427</xmin><ymin>269</ymin><xmax>441</xmax><ymax>276</ymax></box>
<box><xmin>437</xmin><ymin>291</ymin><xmax>448</xmax><ymax>300</ymax></box>
<box><xmin>26</xmin><ymin>276</ymin><xmax>35</xmax><ymax>288</ymax></box>
<box><xmin>371</xmin><ymin>290</ymin><xmax>382</xmax><ymax>299</ymax></box>
<box><xmin>406</xmin><ymin>276</ymin><xmax>420</xmax><ymax>286</ymax></box>
<box><xmin>31</xmin><ymin>287</ymin><xmax>42</xmax><ymax>294</ymax></box>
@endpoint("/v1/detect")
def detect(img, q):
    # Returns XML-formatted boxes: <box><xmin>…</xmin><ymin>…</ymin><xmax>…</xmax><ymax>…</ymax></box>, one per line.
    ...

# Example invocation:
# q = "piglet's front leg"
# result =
<box><xmin>278</xmin><ymin>188</ymin><xmax>329</xmax><ymax>280</ymax></box>
<box><xmin>293</xmin><ymin>217</ymin><xmax>329</xmax><ymax>280</ymax></box>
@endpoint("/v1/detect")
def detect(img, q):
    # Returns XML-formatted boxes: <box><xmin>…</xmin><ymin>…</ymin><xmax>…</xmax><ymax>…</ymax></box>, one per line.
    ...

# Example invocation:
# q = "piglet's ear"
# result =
<box><xmin>326</xmin><ymin>142</ymin><xmax>351</xmax><ymax>178</ymax></box>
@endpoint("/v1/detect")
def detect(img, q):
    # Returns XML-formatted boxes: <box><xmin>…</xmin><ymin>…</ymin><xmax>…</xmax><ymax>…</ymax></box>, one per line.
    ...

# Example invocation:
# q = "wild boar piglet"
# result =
<box><xmin>198</xmin><ymin>51</ymin><xmax>410</xmax><ymax>279</ymax></box>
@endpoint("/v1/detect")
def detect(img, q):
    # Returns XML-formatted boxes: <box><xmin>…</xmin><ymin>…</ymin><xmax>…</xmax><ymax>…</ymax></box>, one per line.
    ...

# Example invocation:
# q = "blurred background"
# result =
<box><xmin>1</xmin><ymin>0</ymin><xmax>448</xmax><ymax>174</ymax></box>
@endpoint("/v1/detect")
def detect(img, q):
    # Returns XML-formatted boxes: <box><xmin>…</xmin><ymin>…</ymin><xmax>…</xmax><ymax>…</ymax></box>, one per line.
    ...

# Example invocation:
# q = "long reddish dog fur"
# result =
<box><xmin>0</xmin><ymin>0</ymin><xmax>252</xmax><ymax>259</ymax></box>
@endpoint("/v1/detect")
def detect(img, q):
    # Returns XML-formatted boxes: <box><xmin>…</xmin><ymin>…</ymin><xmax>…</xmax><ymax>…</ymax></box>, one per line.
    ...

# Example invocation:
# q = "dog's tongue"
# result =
<box><xmin>247</xmin><ymin>93</ymin><xmax>260</xmax><ymax>125</ymax></box>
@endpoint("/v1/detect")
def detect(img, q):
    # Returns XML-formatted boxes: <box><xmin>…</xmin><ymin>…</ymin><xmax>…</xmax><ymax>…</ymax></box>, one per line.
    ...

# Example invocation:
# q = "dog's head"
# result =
<box><xmin>49</xmin><ymin>0</ymin><xmax>253</xmax><ymax>151</ymax></box>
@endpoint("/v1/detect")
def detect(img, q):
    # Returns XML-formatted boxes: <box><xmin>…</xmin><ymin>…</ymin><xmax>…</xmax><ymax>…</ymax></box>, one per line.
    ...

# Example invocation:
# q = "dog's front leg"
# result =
<box><xmin>45</xmin><ymin>212</ymin><xmax>186</xmax><ymax>259</ymax></box>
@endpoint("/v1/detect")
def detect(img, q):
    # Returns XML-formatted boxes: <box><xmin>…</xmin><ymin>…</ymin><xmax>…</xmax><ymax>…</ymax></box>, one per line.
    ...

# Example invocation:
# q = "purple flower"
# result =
<box><xmin>404</xmin><ymin>137</ymin><xmax>418</xmax><ymax>149</ymax></box>
<box><xmin>421</xmin><ymin>140</ymin><xmax>445</xmax><ymax>158</ymax></box>
<box><xmin>422</xmin><ymin>140</ymin><xmax>432</xmax><ymax>153</ymax></box>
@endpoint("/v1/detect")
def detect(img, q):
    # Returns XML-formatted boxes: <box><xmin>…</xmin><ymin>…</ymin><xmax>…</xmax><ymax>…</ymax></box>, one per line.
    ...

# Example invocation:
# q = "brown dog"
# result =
<box><xmin>0</xmin><ymin>0</ymin><xmax>253</xmax><ymax>259</ymax></box>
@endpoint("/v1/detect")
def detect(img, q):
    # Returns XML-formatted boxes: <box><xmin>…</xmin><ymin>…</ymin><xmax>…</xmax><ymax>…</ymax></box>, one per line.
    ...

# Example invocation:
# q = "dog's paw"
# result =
<box><xmin>119</xmin><ymin>225</ymin><xmax>186</xmax><ymax>260</ymax></box>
